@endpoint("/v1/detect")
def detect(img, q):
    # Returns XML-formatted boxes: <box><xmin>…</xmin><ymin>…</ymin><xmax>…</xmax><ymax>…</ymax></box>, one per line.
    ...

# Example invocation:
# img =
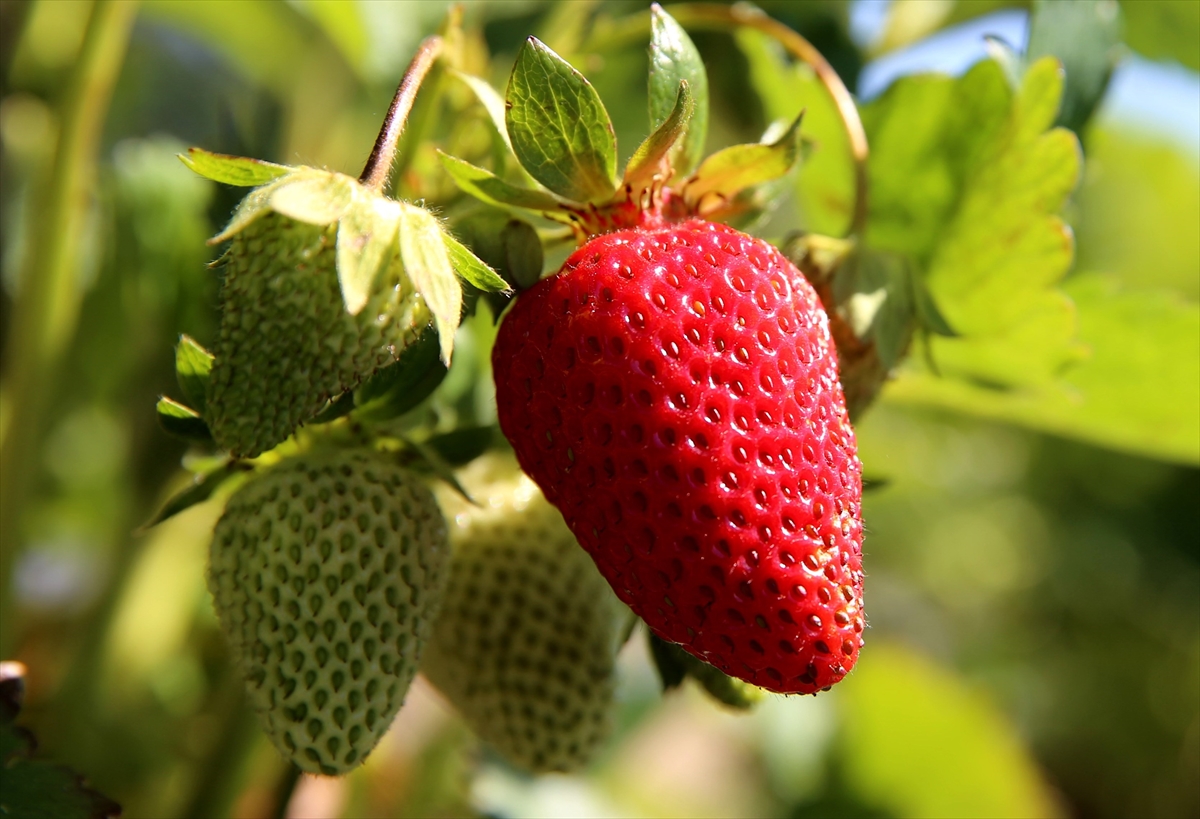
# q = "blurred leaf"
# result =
<box><xmin>840</xmin><ymin>643</ymin><xmax>1062</xmax><ymax>819</ymax></box>
<box><xmin>438</xmin><ymin>152</ymin><xmax>563</xmax><ymax>212</ymax></box>
<box><xmin>399</xmin><ymin>203</ymin><xmax>462</xmax><ymax>364</ymax></box>
<box><xmin>178</xmin><ymin>147</ymin><xmax>289</xmax><ymax>187</ymax></box>
<box><xmin>142</xmin><ymin>0</ymin><xmax>312</xmax><ymax>91</ymax></box>
<box><xmin>1026</xmin><ymin>0</ymin><xmax>1122</xmax><ymax>133</ymax></box>
<box><xmin>156</xmin><ymin>397</ymin><xmax>213</xmax><ymax>442</ymax></box>
<box><xmin>870</xmin><ymin>0</ymin><xmax>1022</xmax><ymax>55</ymax></box>
<box><xmin>175</xmin><ymin>335</ymin><xmax>213</xmax><ymax>417</ymax></box>
<box><xmin>336</xmin><ymin>195</ymin><xmax>400</xmax><ymax>315</ymax></box>
<box><xmin>452</xmin><ymin>70</ymin><xmax>515</xmax><ymax>155</ymax></box>
<box><xmin>886</xmin><ymin>275</ymin><xmax>1200</xmax><ymax>465</ymax></box>
<box><xmin>140</xmin><ymin>461</ymin><xmax>241</xmax><ymax>530</ymax></box>
<box><xmin>505</xmin><ymin>37</ymin><xmax>618</xmax><ymax>202</ymax></box>
<box><xmin>649</xmin><ymin>4</ymin><xmax>708</xmax><ymax>178</ymax></box>
<box><xmin>647</xmin><ymin>632</ymin><xmax>687</xmax><ymax>690</ymax></box>
<box><xmin>293</xmin><ymin>0</ymin><xmax>369</xmax><ymax>79</ymax></box>
<box><xmin>683</xmin><ymin>112</ymin><xmax>804</xmax><ymax>215</ymax></box>
<box><xmin>738</xmin><ymin>28</ymin><xmax>857</xmax><ymax>236</ymax></box>
<box><xmin>269</xmin><ymin>170</ymin><xmax>355</xmax><ymax>225</ymax></box>
<box><xmin>442</xmin><ymin>231</ymin><xmax>509</xmax><ymax>294</ymax></box>
<box><xmin>0</xmin><ymin>669</ymin><xmax>121</xmax><ymax>819</ymax></box>
<box><xmin>1122</xmin><ymin>0</ymin><xmax>1200</xmax><ymax>70</ymax></box>
<box><xmin>625</xmin><ymin>81</ymin><xmax>693</xmax><ymax>196</ymax></box>
<box><xmin>647</xmin><ymin>632</ymin><xmax>765</xmax><ymax>708</ymax></box>
<box><xmin>1074</xmin><ymin>127</ymin><xmax>1200</xmax><ymax>300</ymax></box>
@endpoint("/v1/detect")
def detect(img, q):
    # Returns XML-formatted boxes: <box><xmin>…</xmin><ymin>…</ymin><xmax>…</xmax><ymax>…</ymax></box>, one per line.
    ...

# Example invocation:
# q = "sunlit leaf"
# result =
<box><xmin>840</xmin><ymin>643</ymin><xmax>1063</xmax><ymax>819</ymax></box>
<box><xmin>649</xmin><ymin>3</ymin><xmax>708</xmax><ymax>177</ymax></box>
<box><xmin>156</xmin><ymin>397</ymin><xmax>213</xmax><ymax>442</ymax></box>
<box><xmin>1122</xmin><ymin>0</ymin><xmax>1200</xmax><ymax>70</ymax></box>
<box><xmin>438</xmin><ymin>152</ymin><xmax>563</xmax><ymax>212</ymax></box>
<box><xmin>175</xmin><ymin>335</ymin><xmax>213</xmax><ymax>417</ymax></box>
<box><xmin>399</xmin><ymin>203</ymin><xmax>462</xmax><ymax>364</ymax></box>
<box><xmin>682</xmin><ymin>111</ymin><xmax>804</xmax><ymax>214</ymax></box>
<box><xmin>624</xmin><ymin>81</ymin><xmax>693</xmax><ymax>197</ymax></box>
<box><xmin>886</xmin><ymin>276</ymin><xmax>1200</xmax><ymax>465</ymax></box>
<box><xmin>178</xmin><ymin>147</ymin><xmax>289</xmax><ymax>187</ymax></box>
<box><xmin>505</xmin><ymin>37</ymin><xmax>618</xmax><ymax>202</ymax></box>
<box><xmin>441</xmin><ymin>231</ymin><xmax>510</xmax><ymax>293</ymax></box>
<box><xmin>336</xmin><ymin>195</ymin><xmax>400</xmax><ymax>315</ymax></box>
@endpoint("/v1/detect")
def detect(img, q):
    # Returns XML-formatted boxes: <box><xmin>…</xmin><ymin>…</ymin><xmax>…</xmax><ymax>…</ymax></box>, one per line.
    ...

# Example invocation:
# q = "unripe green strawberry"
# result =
<box><xmin>207</xmin><ymin>209</ymin><xmax>430</xmax><ymax>458</ymax></box>
<box><xmin>422</xmin><ymin>453</ymin><xmax>631</xmax><ymax>773</ymax></box>
<box><xmin>207</xmin><ymin>449</ymin><xmax>448</xmax><ymax>775</ymax></box>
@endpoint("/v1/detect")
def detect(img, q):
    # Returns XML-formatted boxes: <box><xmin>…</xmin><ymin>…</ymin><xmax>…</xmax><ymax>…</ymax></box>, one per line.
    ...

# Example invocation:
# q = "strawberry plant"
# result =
<box><xmin>3</xmin><ymin>1</ymin><xmax>1197</xmax><ymax>817</ymax></box>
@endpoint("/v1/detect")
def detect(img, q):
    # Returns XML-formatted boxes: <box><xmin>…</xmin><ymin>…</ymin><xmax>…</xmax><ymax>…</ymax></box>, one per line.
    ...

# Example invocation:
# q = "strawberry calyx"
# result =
<box><xmin>440</xmin><ymin>5</ymin><xmax>804</xmax><ymax>259</ymax></box>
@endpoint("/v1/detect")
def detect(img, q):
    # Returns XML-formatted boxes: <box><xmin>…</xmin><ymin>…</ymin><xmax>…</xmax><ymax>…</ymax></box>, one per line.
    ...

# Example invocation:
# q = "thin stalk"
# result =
<box><xmin>0</xmin><ymin>0</ymin><xmax>138</xmax><ymax>655</ymax></box>
<box><xmin>359</xmin><ymin>36</ymin><xmax>444</xmax><ymax>192</ymax></box>
<box><xmin>270</xmin><ymin>765</ymin><xmax>303</xmax><ymax>819</ymax></box>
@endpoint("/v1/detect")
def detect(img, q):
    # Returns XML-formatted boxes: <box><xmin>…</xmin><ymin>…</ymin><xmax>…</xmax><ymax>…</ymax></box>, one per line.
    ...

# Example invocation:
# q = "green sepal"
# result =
<box><xmin>309</xmin><ymin>391</ymin><xmax>357</xmax><ymax>424</ymax></box>
<box><xmin>647</xmin><ymin>631</ymin><xmax>687</xmax><ymax>691</ymax></box>
<box><xmin>398</xmin><ymin>203</ymin><xmax>461</xmax><ymax>365</ymax></box>
<box><xmin>911</xmin><ymin>274</ymin><xmax>958</xmax><ymax>338</ymax></box>
<box><xmin>624</xmin><ymin>81</ymin><xmax>694</xmax><ymax>198</ymax></box>
<box><xmin>138</xmin><ymin>460</ymin><xmax>244</xmax><ymax>531</ymax></box>
<box><xmin>210</xmin><ymin>176</ymin><xmax>290</xmax><ymax>243</ymax></box>
<box><xmin>354</xmin><ymin>330</ymin><xmax>447</xmax><ymax>422</ymax></box>
<box><xmin>270</xmin><ymin>170</ymin><xmax>356</xmax><ymax>226</ymax></box>
<box><xmin>175</xmin><ymin>334</ymin><xmax>213</xmax><ymax>417</ymax></box>
<box><xmin>453</xmin><ymin>211</ymin><xmax>545</xmax><ymax>293</ymax></box>
<box><xmin>422</xmin><ymin>426</ymin><xmax>496</xmax><ymax>467</ymax></box>
<box><xmin>649</xmin><ymin>3</ymin><xmax>708</xmax><ymax>178</ymax></box>
<box><xmin>842</xmin><ymin>251</ymin><xmax>914</xmax><ymax>371</ymax></box>
<box><xmin>506</xmin><ymin>37</ymin><xmax>618</xmax><ymax>203</ymax></box>
<box><xmin>682</xmin><ymin>110</ymin><xmax>805</xmax><ymax>215</ymax></box>
<box><xmin>397</xmin><ymin>434</ymin><xmax>474</xmax><ymax>505</ymax></box>
<box><xmin>442</xmin><ymin>230</ymin><xmax>510</xmax><ymax>293</ymax></box>
<box><xmin>438</xmin><ymin>152</ymin><xmax>563</xmax><ymax>213</ymax></box>
<box><xmin>179</xmin><ymin>147</ymin><xmax>289</xmax><ymax>187</ymax></box>
<box><xmin>337</xmin><ymin>195</ymin><xmax>401</xmax><ymax>315</ymax></box>
<box><xmin>648</xmin><ymin>633</ymin><xmax>764</xmax><ymax>709</ymax></box>
<box><xmin>156</xmin><ymin>397</ymin><xmax>214</xmax><ymax>442</ymax></box>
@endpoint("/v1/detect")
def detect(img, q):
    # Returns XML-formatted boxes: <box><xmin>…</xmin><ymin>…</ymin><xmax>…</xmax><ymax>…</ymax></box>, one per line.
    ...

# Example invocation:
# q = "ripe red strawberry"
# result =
<box><xmin>492</xmin><ymin>219</ymin><xmax>864</xmax><ymax>694</ymax></box>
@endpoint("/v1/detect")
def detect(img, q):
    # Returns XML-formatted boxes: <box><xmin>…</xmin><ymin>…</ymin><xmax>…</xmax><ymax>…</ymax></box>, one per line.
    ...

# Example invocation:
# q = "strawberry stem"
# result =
<box><xmin>360</xmin><ymin>35</ymin><xmax>444</xmax><ymax>192</ymax></box>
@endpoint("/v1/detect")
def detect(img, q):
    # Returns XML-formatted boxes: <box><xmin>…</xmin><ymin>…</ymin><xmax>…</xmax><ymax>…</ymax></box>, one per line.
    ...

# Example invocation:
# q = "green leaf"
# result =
<box><xmin>139</xmin><ymin>461</ymin><xmax>241</xmax><ymax>530</ymax></box>
<box><xmin>441</xmin><ymin>231</ymin><xmax>510</xmax><ymax>293</ymax></box>
<box><xmin>839</xmin><ymin>643</ymin><xmax>1061</xmax><ymax>819</ymax></box>
<box><xmin>864</xmin><ymin>58</ymin><xmax>1084</xmax><ymax>390</ymax></box>
<box><xmin>0</xmin><ymin>668</ymin><xmax>122</xmax><ymax>819</ymax></box>
<box><xmin>844</xmin><ymin>252</ymin><xmax>916</xmax><ymax>371</ymax></box>
<box><xmin>647</xmin><ymin>632</ymin><xmax>763</xmax><ymax>708</ymax></box>
<box><xmin>269</xmin><ymin>169</ymin><xmax>356</xmax><ymax>225</ymax></box>
<box><xmin>737</xmin><ymin>28</ymin><xmax>856</xmax><ymax>236</ymax></box>
<box><xmin>886</xmin><ymin>276</ymin><xmax>1200</xmax><ymax>466</ymax></box>
<box><xmin>452</xmin><ymin>70</ymin><xmax>514</xmax><ymax>154</ymax></box>
<box><xmin>175</xmin><ymin>335</ymin><xmax>213</xmax><ymax>416</ymax></box>
<box><xmin>649</xmin><ymin>3</ymin><xmax>708</xmax><ymax>178</ymax></box>
<box><xmin>399</xmin><ymin>204</ymin><xmax>462</xmax><ymax>364</ymax></box>
<box><xmin>156</xmin><ymin>397</ymin><xmax>213</xmax><ymax>442</ymax></box>
<box><xmin>400</xmin><ymin>434</ymin><xmax>475</xmax><ymax>505</ymax></box>
<box><xmin>505</xmin><ymin>37</ymin><xmax>618</xmax><ymax>203</ymax></box>
<box><xmin>437</xmin><ymin>152</ymin><xmax>564</xmax><ymax>212</ymax></box>
<box><xmin>336</xmin><ymin>195</ymin><xmax>401</xmax><ymax>315</ymax></box>
<box><xmin>682</xmin><ymin>111</ymin><xmax>804</xmax><ymax>215</ymax></box>
<box><xmin>178</xmin><ymin>147</ymin><xmax>289</xmax><ymax>187</ymax></box>
<box><xmin>624</xmin><ymin>81</ymin><xmax>693</xmax><ymax>197</ymax></box>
